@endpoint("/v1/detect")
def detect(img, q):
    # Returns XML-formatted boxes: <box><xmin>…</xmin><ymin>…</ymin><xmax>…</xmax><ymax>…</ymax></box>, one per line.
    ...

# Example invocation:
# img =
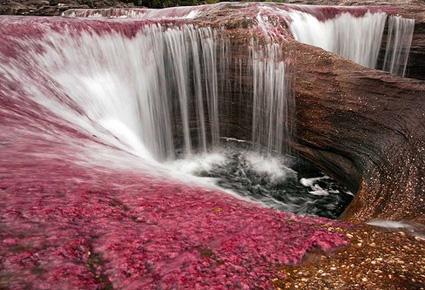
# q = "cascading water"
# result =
<box><xmin>2</xmin><ymin>16</ymin><xmax>309</xmax><ymax>217</ymax></box>
<box><xmin>289</xmin><ymin>9</ymin><xmax>415</xmax><ymax>77</ymax></box>
<box><xmin>64</xmin><ymin>4</ymin><xmax>416</xmax><ymax>79</ymax></box>
<box><xmin>19</xmin><ymin>23</ymin><xmax>222</xmax><ymax>161</ymax></box>
<box><xmin>2</xmin><ymin>4</ymin><xmax>422</xmax><ymax>288</ymax></box>
<box><xmin>383</xmin><ymin>15</ymin><xmax>415</xmax><ymax>77</ymax></box>
<box><xmin>14</xmin><ymin>10</ymin><xmax>348</xmax><ymax>219</ymax></box>
<box><xmin>289</xmin><ymin>11</ymin><xmax>387</xmax><ymax>68</ymax></box>
<box><xmin>63</xmin><ymin>6</ymin><xmax>204</xmax><ymax>19</ymax></box>
<box><xmin>251</xmin><ymin>42</ymin><xmax>293</xmax><ymax>155</ymax></box>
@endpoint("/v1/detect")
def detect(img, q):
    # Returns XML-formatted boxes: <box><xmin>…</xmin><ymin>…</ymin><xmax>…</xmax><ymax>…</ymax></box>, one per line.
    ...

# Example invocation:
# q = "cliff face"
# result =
<box><xmin>285</xmin><ymin>3</ymin><xmax>425</xmax><ymax>223</ymax></box>
<box><xmin>287</xmin><ymin>42</ymin><xmax>425</xmax><ymax>223</ymax></box>
<box><xmin>408</xmin><ymin>21</ymin><xmax>425</xmax><ymax>79</ymax></box>
<box><xmin>226</xmin><ymin>37</ymin><xmax>425</xmax><ymax>223</ymax></box>
<box><xmin>193</xmin><ymin>3</ymin><xmax>425</xmax><ymax>223</ymax></box>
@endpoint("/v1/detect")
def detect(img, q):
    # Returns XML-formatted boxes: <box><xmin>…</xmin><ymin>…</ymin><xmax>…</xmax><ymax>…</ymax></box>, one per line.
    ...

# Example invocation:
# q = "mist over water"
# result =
<box><xmin>167</xmin><ymin>142</ymin><xmax>353</xmax><ymax>219</ymax></box>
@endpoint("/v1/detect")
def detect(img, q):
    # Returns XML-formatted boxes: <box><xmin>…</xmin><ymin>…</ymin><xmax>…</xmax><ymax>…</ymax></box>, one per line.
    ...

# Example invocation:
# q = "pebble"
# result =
<box><xmin>278</xmin><ymin>225</ymin><xmax>425</xmax><ymax>289</ymax></box>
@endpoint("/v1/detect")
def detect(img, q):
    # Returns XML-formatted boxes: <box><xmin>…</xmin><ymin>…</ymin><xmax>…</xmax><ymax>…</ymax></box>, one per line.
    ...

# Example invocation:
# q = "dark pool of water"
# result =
<box><xmin>184</xmin><ymin>141</ymin><xmax>354</xmax><ymax>219</ymax></box>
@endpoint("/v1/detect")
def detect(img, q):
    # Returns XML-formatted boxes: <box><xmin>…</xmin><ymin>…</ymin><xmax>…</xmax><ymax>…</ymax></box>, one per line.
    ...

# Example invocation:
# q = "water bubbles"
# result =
<box><xmin>167</xmin><ymin>143</ymin><xmax>353</xmax><ymax>219</ymax></box>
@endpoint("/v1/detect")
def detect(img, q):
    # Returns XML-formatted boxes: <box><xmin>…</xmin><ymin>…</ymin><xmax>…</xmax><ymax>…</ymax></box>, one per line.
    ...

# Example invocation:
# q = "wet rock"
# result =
<box><xmin>201</xmin><ymin>5</ymin><xmax>425</xmax><ymax>223</ymax></box>
<box><xmin>276</xmin><ymin>225</ymin><xmax>425</xmax><ymax>289</ymax></box>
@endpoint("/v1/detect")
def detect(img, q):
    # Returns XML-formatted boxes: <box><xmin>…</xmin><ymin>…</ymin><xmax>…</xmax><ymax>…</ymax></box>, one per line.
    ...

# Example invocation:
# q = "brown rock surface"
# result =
<box><xmin>276</xmin><ymin>223</ymin><xmax>425</xmax><ymax>289</ymax></box>
<box><xmin>190</xmin><ymin>3</ymin><xmax>425</xmax><ymax>224</ymax></box>
<box><xmin>287</xmin><ymin>42</ymin><xmax>425</xmax><ymax>223</ymax></box>
<box><xmin>202</xmin><ymin>4</ymin><xmax>425</xmax><ymax>288</ymax></box>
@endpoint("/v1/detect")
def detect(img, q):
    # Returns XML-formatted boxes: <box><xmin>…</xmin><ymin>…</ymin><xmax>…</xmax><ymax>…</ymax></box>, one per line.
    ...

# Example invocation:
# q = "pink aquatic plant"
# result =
<box><xmin>0</xmin><ymin>12</ymin><xmax>349</xmax><ymax>289</ymax></box>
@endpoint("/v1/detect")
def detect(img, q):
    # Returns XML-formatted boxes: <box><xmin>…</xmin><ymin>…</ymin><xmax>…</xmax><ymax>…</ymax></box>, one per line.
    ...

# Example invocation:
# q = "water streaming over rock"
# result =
<box><xmin>289</xmin><ymin>10</ymin><xmax>415</xmax><ymax>76</ymax></box>
<box><xmin>2</xmin><ymin>18</ymin><xmax>293</xmax><ymax>164</ymax></box>
<box><xmin>383</xmin><ymin>15</ymin><xmax>415</xmax><ymax>77</ymax></box>
<box><xmin>251</xmin><ymin>42</ymin><xmax>293</xmax><ymax>155</ymax></box>
<box><xmin>64</xmin><ymin>4</ymin><xmax>416</xmax><ymax>79</ymax></box>
<box><xmin>62</xmin><ymin>6</ymin><xmax>204</xmax><ymax>19</ymax></box>
<box><xmin>19</xmin><ymin>24</ymin><xmax>224</xmax><ymax>161</ymax></box>
<box><xmin>0</xmin><ymin>6</ymin><xmax>419</xmax><ymax>288</ymax></box>
<box><xmin>1</xmin><ymin>5</ymin><xmax>415</xmax><ymax>219</ymax></box>
<box><xmin>289</xmin><ymin>11</ymin><xmax>387</xmax><ymax>68</ymax></box>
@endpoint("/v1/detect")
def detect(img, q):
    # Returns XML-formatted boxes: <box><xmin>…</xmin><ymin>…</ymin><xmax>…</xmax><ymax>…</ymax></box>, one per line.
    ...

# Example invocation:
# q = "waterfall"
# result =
<box><xmin>22</xmin><ymin>24</ymin><xmax>222</xmax><ymax>161</ymax></box>
<box><xmin>11</xmin><ymin>7</ymin><xmax>412</xmax><ymax>165</ymax></box>
<box><xmin>289</xmin><ymin>11</ymin><xmax>387</xmax><ymax>68</ymax></box>
<box><xmin>289</xmin><ymin>10</ymin><xmax>414</xmax><ymax>77</ymax></box>
<box><xmin>251</xmin><ymin>42</ymin><xmax>293</xmax><ymax>155</ymax></box>
<box><xmin>383</xmin><ymin>16</ymin><xmax>415</xmax><ymax>77</ymax></box>
<box><xmin>3</xmin><ymin>16</ymin><xmax>294</xmax><ymax>164</ymax></box>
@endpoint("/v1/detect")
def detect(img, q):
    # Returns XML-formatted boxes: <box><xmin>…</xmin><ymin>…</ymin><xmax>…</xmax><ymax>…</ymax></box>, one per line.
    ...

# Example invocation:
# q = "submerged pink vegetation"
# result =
<box><xmin>0</xmin><ymin>14</ymin><xmax>349</xmax><ymax>289</ymax></box>
<box><xmin>0</xmin><ymin>153</ymin><xmax>348</xmax><ymax>289</ymax></box>
<box><xmin>0</xmin><ymin>98</ymin><xmax>348</xmax><ymax>289</ymax></box>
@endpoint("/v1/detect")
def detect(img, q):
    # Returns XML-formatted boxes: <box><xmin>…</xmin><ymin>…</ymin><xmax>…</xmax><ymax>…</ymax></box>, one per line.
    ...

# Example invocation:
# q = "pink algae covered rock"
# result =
<box><xmin>0</xmin><ymin>92</ymin><xmax>348</xmax><ymax>289</ymax></box>
<box><xmin>0</xmin><ymin>150</ymin><xmax>348</xmax><ymax>289</ymax></box>
<box><xmin>0</xmin><ymin>16</ymin><xmax>348</xmax><ymax>290</ymax></box>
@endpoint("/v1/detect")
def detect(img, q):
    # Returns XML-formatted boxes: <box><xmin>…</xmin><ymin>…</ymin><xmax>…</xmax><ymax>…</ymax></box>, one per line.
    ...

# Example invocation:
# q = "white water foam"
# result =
<box><xmin>166</xmin><ymin>151</ymin><xmax>227</xmax><ymax>175</ymax></box>
<box><xmin>245</xmin><ymin>152</ymin><xmax>296</xmax><ymax>183</ymax></box>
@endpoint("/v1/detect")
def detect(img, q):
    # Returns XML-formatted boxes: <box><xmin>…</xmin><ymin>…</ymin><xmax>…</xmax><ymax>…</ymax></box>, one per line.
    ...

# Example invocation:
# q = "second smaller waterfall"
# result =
<box><xmin>289</xmin><ymin>11</ymin><xmax>387</xmax><ymax>69</ymax></box>
<box><xmin>289</xmin><ymin>10</ymin><xmax>415</xmax><ymax>77</ymax></box>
